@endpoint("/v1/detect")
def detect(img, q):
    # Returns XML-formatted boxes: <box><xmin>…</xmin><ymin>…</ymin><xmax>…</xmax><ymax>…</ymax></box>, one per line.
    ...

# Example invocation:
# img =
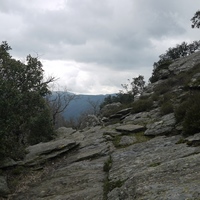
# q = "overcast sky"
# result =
<box><xmin>0</xmin><ymin>0</ymin><xmax>199</xmax><ymax>94</ymax></box>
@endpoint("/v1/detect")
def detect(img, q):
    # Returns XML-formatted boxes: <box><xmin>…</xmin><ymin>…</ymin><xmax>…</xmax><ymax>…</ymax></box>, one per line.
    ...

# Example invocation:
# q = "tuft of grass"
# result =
<box><xmin>112</xmin><ymin>135</ymin><xmax>122</xmax><ymax>148</ymax></box>
<box><xmin>175</xmin><ymin>138</ymin><xmax>186</xmax><ymax>144</ymax></box>
<box><xmin>103</xmin><ymin>179</ymin><xmax>125</xmax><ymax>200</ymax></box>
<box><xmin>131</xmin><ymin>98</ymin><xmax>153</xmax><ymax>114</ymax></box>
<box><xmin>134</xmin><ymin>132</ymin><xmax>153</xmax><ymax>143</ymax></box>
<box><xmin>11</xmin><ymin>166</ymin><xmax>26</xmax><ymax>176</ymax></box>
<box><xmin>103</xmin><ymin>156</ymin><xmax>112</xmax><ymax>172</ymax></box>
<box><xmin>160</xmin><ymin>101</ymin><xmax>174</xmax><ymax>116</ymax></box>
<box><xmin>149</xmin><ymin>162</ymin><xmax>161</xmax><ymax>167</ymax></box>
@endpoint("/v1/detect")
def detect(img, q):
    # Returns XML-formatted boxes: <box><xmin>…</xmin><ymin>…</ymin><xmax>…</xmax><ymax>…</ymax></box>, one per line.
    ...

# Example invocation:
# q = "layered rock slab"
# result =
<box><xmin>14</xmin><ymin>157</ymin><xmax>107</xmax><ymax>200</ymax></box>
<box><xmin>108</xmin><ymin>135</ymin><xmax>200</xmax><ymax>199</ymax></box>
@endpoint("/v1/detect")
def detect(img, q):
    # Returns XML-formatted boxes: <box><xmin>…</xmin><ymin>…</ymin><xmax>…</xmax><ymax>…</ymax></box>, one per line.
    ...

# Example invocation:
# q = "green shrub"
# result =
<box><xmin>149</xmin><ymin>60</ymin><xmax>172</xmax><ymax>83</ymax></box>
<box><xmin>175</xmin><ymin>91</ymin><xmax>200</xmax><ymax>135</ymax></box>
<box><xmin>154</xmin><ymin>81</ymin><xmax>172</xmax><ymax>95</ymax></box>
<box><xmin>103</xmin><ymin>156</ymin><xmax>112</xmax><ymax>172</ymax></box>
<box><xmin>174</xmin><ymin>101</ymin><xmax>189</xmax><ymax>123</ymax></box>
<box><xmin>103</xmin><ymin>179</ymin><xmax>124</xmax><ymax>200</ymax></box>
<box><xmin>131</xmin><ymin>98</ymin><xmax>153</xmax><ymax>114</ymax></box>
<box><xmin>160</xmin><ymin>101</ymin><xmax>174</xmax><ymax>115</ymax></box>
<box><xmin>183</xmin><ymin>93</ymin><xmax>200</xmax><ymax>135</ymax></box>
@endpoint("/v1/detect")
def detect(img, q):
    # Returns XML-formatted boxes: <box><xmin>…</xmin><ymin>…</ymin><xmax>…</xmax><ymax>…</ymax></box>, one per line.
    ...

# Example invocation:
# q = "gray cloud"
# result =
<box><xmin>0</xmin><ymin>0</ymin><xmax>200</xmax><ymax>93</ymax></box>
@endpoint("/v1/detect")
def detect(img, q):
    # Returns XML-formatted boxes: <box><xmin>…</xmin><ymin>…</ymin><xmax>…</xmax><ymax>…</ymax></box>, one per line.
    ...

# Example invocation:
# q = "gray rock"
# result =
<box><xmin>188</xmin><ymin>72</ymin><xmax>200</xmax><ymax>89</ymax></box>
<box><xmin>124</xmin><ymin>111</ymin><xmax>152</xmax><ymax>125</ymax></box>
<box><xmin>116</xmin><ymin>124</ymin><xmax>145</xmax><ymax>133</ymax></box>
<box><xmin>55</xmin><ymin>127</ymin><xmax>76</xmax><ymax>138</ymax></box>
<box><xmin>104</xmin><ymin>130</ymin><xmax>122</xmax><ymax>137</ymax></box>
<box><xmin>108</xmin><ymin>135</ymin><xmax>200</xmax><ymax>199</ymax></box>
<box><xmin>6</xmin><ymin>52</ymin><xmax>200</xmax><ymax>199</ymax></box>
<box><xmin>101</xmin><ymin>102</ymin><xmax>121</xmax><ymax>116</ymax></box>
<box><xmin>24</xmin><ymin>138</ymin><xmax>79</xmax><ymax>166</ymax></box>
<box><xmin>0</xmin><ymin>176</ymin><xmax>10</xmax><ymax>197</ymax></box>
<box><xmin>0</xmin><ymin>158</ymin><xmax>17</xmax><ymax>169</ymax></box>
<box><xmin>116</xmin><ymin>107</ymin><xmax>132</xmax><ymax>115</ymax></box>
<box><xmin>158</xmin><ymin>69</ymin><xmax>170</xmax><ymax>79</ymax></box>
<box><xmin>168</xmin><ymin>51</ymin><xmax>200</xmax><ymax>75</ymax></box>
<box><xmin>144</xmin><ymin>113</ymin><xmax>176</xmax><ymax>136</ymax></box>
<box><xmin>186</xmin><ymin>132</ymin><xmax>200</xmax><ymax>141</ymax></box>
<box><xmin>119</xmin><ymin>136</ymin><xmax>136</xmax><ymax>146</ymax></box>
<box><xmin>185</xmin><ymin>132</ymin><xmax>200</xmax><ymax>146</ymax></box>
<box><xmin>13</xmin><ymin>157</ymin><xmax>107</xmax><ymax>200</ymax></box>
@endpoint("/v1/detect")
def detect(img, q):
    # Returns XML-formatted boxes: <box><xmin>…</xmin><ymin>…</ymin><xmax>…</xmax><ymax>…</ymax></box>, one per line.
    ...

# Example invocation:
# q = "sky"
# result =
<box><xmin>0</xmin><ymin>0</ymin><xmax>199</xmax><ymax>94</ymax></box>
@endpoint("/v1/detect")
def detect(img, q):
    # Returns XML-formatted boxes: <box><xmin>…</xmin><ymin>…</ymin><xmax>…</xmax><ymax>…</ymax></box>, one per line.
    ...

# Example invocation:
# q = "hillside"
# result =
<box><xmin>62</xmin><ymin>94</ymin><xmax>108</xmax><ymax>120</ymax></box>
<box><xmin>1</xmin><ymin>51</ymin><xmax>200</xmax><ymax>199</ymax></box>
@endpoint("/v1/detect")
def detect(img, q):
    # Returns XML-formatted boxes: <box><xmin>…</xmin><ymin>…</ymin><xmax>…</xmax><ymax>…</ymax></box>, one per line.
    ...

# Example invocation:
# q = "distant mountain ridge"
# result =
<box><xmin>51</xmin><ymin>92</ymin><xmax>109</xmax><ymax>120</ymax></box>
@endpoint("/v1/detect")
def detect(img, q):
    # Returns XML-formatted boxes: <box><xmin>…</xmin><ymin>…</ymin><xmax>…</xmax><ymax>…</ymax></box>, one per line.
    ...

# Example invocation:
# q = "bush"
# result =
<box><xmin>160</xmin><ymin>101</ymin><xmax>174</xmax><ymax>116</ymax></box>
<box><xmin>183</xmin><ymin>92</ymin><xmax>200</xmax><ymax>135</ymax></box>
<box><xmin>175</xmin><ymin>91</ymin><xmax>200</xmax><ymax>135</ymax></box>
<box><xmin>131</xmin><ymin>98</ymin><xmax>153</xmax><ymax>114</ymax></box>
<box><xmin>174</xmin><ymin>101</ymin><xmax>189</xmax><ymax>123</ymax></box>
<box><xmin>0</xmin><ymin>41</ymin><xmax>55</xmax><ymax>159</ymax></box>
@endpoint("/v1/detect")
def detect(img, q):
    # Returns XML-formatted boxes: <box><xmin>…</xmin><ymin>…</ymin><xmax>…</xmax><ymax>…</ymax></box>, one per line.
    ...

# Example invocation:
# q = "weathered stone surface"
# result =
<box><xmin>0</xmin><ymin>158</ymin><xmax>17</xmax><ymax>169</ymax></box>
<box><xmin>116</xmin><ymin>124</ymin><xmax>145</xmax><ymax>133</ymax></box>
<box><xmin>185</xmin><ymin>132</ymin><xmax>200</xmax><ymax>146</ymax></box>
<box><xmin>144</xmin><ymin>113</ymin><xmax>176</xmax><ymax>136</ymax></box>
<box><xmin>4</xmin><ymin>52</ymin><xmax>200</xmax><ymax>200</ymax></box>
<box><xmin>168</xmin><ymin>51</ymin><xmax>200</xmax><ymax>75</ymax></box>
<box><xmin>0</xmin><ymin>176</ymin><xmax>10</xmax><ymax>197</ymax></box>
<box><xmin>104</xmin><ymin>130</ymin><xmax>122</xmax><ymax>137</ymax></box>
<box><xmin>101</xmin><ymin>102</ymin><xmax>121</xmax><ymax>116</ymax></box>
<box><xmin>23</xmin><ymin>138</ymin><xmax>79</xmax><ymax>166</ymax></box>
<box><xmin>108</xmin><ymin>134</ymin><xmax>200</xmax><ymax>199</ymax></box>
<box><xmin>124</xmin><ymin>111</ymin><xmax>152</xmax><ymax>125</ymax></box>
<box><xmin>118</xmin><ymin>136</ymin><xmax>136</xmax><ymax>146</ymax></box>
<box><xmin>158</xmin><ymin>68</ymin><xmax>170</xmax><ymax>79</ymax></box>
<box><xmin>116</xmin><ymin>107</ymin><xmax>132</xmax><ymax>115</ymax></box>
<box><xmin>13</xmin><ymin>157</ymin><xmax>107</xmax><ymax>200</ymax></box>
<box><xmin>55</xmin><ymin>127</ymin><xmax>76</xmax><ymax>138</ymax></box>
<box><xmin>188</xmin><ymin>72</ymin><xmax>200</xmax><ymax>89</ymax></box>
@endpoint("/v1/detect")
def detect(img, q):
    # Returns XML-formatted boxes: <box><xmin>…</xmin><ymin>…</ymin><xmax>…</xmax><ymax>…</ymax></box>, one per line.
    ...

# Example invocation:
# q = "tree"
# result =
<box><xmin>100</xmin><ymin>75</ymin><xmax>146</xmax><ymax>108</ymax></box>
<box><xmin>46</xmin><ymin>90</ymin><xmax>77</xmax><ymax>128</ymax></box>
<box><xmin>149</xmin><ymin>41</ymin><xmax>200</xmax><ymax>83</ymax></box>
<box><xmin>120</xmin><ymin>75</ymin><xmax>145</xmax><ymax>97</ymax></box>
<box><xmin>0</xmin><ymin>41</ymin><xmax>55</xmax><ymax>158</ymax></box>
<box><xmin>191</xmin><ymin>10</ymin><xmax>200</xmax><ymax>28</ymax></box>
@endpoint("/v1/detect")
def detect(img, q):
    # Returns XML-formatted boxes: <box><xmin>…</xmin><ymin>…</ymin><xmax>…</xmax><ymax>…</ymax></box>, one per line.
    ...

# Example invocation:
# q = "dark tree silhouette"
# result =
<box><xmin>191</xmin><ymin>10</ymin><xmax>200</xmax><ymax>28</ymax></box>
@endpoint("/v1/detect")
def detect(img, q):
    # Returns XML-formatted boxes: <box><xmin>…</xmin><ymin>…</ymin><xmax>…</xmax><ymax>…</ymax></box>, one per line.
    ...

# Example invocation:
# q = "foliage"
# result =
<box><xmin>0</xmin><ymin>41</ymin><xmax>55</xmax><ymax>159</ymax></box>
<box><xmin>103</xmin><ymin>179</ymin><xmax>124</xmax><ymax>200</ymax></box>
<box><xmin>182</xmin><ymin>92</ymin><xmax>200</xmax><ymax>135</ymax></box>
<box><xmin>101</xmin><ymin>75</ymin><xmax>145</xmax><ymax>109</ymax></box>
<box><xmin>131</xmin><ymin>98</ymin><xmax>153</xmax><ymax>114</ymax></box>
<box><xmin>175</xmin><ymin>91</ymin><xmax>200</xmax><ymax>136</ymax></box>
<box><xmin>103</xmin><ymin>155</ymin><xmax>112</xmax><ymax>172</ymax></box>
<box><xmin>134</xmin><ymin>132</ymin><xmax>153</xmax><ymax>143</ymax></box>
<box><xmin>191</xmin><ymin>10</ymin><xmax>200</xmax><ymax>28</ymax></box>
<box><xmin>46</xmin><ymin>91</ymin><xmax>76</xmax><ymax>128</ymax></box>
<box><xmin>160</xmin><ymin>101</ymin><xmax>174</xmax><ymax>116</ymax></box>
<box><xmin>120</xmin><ymin>75</ymin><xmax>145</xmax><ymax>96</ymax></box>
<box><xmin>149</xmin><ymin>41</ymin><xmax>200</xmax><ymax>83</ymax></box>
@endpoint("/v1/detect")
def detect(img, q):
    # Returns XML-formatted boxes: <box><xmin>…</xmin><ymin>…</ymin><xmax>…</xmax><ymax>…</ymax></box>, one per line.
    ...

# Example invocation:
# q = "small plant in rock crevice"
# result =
<box><xmin>103</xmin><ymin>155</ymin><xmax>112</xmax><ymax>172</ymax></box>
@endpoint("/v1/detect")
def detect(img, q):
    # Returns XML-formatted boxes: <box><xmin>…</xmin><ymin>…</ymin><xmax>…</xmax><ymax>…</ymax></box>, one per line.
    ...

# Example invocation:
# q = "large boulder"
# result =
<box><xmin>23</xmin><ymin>138</ymin><xmax>79</xmax><ymax>166</ymax></box>
<box><xmin>144</xmin><ymin>113</ymin><xmax>176</xmax><ymax>136</ymax></box>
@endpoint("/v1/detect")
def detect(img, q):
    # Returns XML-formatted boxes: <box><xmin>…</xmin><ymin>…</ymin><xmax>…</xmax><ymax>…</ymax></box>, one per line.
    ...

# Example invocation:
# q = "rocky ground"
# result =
<box><xmin>1</xmin><ymin>51</ymin><xmax>200</xmax><ymax>200</ymax></box>
<box><xmin>1</xmin><ymin>124</ymin><xmax>200</xmax><ymax>200</ymax></box>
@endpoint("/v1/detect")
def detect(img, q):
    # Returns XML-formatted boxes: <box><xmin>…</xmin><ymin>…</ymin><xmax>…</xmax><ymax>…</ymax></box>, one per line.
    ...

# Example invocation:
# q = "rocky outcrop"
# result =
<box><xmin>5</xmin><ymin>125</ymin><xmax>200</xmax><ymax>200</ymax></box>
<box><xmin>1</xmin><ymin>51</ymin><xmax>200</xmax><ymax>200</ymax></box>
<box><xmin>144</xmin><ymin>113</ymin><xmax>176</xmax><ymax>136</ymax></box>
